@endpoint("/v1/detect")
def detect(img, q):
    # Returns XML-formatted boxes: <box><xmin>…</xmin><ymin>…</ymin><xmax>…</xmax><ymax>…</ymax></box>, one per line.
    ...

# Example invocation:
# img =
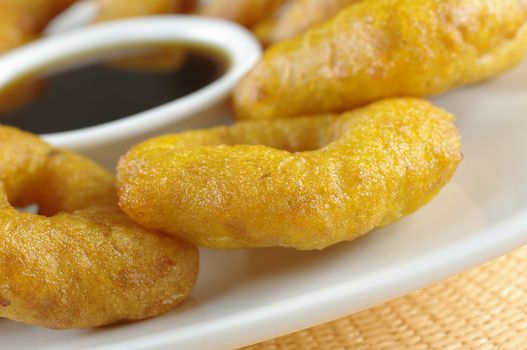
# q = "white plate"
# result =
<box><xmin>3</xmin><ymin>56</ymin><xmax>527</xmax><ymax>350</ymax></box>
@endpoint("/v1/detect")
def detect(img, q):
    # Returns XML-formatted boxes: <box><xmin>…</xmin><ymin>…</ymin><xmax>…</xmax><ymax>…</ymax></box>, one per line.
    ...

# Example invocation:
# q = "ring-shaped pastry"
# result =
<box><xmin>117</xmin><ymin>98</ymin><xmax>462</xmax><ymax>250</ymax></box>
<box><xmin>0</xmin><ymin>126</ymin><xmax>198</xmax><ymax>329</ymax></box>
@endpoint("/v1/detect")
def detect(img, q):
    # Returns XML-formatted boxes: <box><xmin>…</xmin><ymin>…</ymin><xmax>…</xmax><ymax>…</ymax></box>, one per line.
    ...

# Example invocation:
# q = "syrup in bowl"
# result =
<box><xmin>0</xmin><ymin>46</ymin><xmax>227</xmax><ymax>134</ymax></box>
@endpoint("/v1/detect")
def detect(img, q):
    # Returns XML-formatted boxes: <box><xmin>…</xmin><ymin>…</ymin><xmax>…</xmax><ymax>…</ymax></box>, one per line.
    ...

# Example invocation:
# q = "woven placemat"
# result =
<box><xmin>243</xmin><ymin>245</ymin><xmax>527</xmax><ymax>349</ymax></box>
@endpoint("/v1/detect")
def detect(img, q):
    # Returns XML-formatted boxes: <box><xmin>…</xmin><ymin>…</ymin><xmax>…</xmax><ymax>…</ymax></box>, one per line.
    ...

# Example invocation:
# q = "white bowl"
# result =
<box><xmin>0</xmin><ymin>16</ymin><xmax>261</xmax><ymax>168</ymax></box>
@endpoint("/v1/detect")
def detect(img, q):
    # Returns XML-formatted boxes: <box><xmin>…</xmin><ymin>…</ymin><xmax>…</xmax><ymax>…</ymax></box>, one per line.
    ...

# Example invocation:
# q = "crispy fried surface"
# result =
<box><xmin>0</xmin><ymin>126</ymin><xmax>198</xmax><ymax>329</ymax></box>
<box><xmin>197</xmin><ymin>0</ymin><xmax>285</xmax><ymax>27</ymax></box>
<box><xmin>254</xmin><ymin>0</ymin><xmax>360</xmax><ymax>46</ymax></box>
<box><xmin>234</xmin><ymin>0</ymin><xmax>527</xmax><ymax>120</ymax></box>
<box><xmin>117</xmin><ymin>98</ymin><xmax>462</xmax><ymax>250</ymax></box>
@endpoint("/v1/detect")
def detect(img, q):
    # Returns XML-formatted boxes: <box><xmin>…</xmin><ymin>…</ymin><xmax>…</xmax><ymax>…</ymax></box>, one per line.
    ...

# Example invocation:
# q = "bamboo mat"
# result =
<box><xmin>243</xmin><ymin>245</ymin><xmax>527</xmax><ymax>349</ymax></box>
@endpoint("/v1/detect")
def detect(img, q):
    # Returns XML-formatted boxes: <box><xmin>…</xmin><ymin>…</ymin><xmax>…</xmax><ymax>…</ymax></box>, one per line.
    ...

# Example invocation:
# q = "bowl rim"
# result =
<box><xmin>0</xmin><ymin>16</ymin><xmax>261</xmax><ymax>149</ymax></box>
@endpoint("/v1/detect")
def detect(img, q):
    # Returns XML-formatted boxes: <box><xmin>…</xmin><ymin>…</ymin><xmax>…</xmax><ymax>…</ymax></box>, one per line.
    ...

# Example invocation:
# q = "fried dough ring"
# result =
<box><xmin>0</xmin><ymin>0</ymin><xmax>75</xmax><ymax>31</ymax></box>
<box><xmin>95</xmin><ymin>0</ymin><xmax>196</xmax><ymax>21</ymax></box>
<box><xmin>0</xmin><ymin>5</ymin><xmax>44</xmax><ymax>113</ymax></box>
<box><xmin>0</xmin><ymin>1</ymin><xmax>74</xmax><ymax>112</ymax></box>
<box><xmin>94</xmin><ymin>0</ymin><xmax>197</xmax><ymax>72</ymax></box>
<box><xmin>0</xmin><ymin>5</ymin><xmax>35</xmax><ymax>52</ymax></box>
<box><xmin>196</xmin><ymin>0</ymin><xmax>285</xmax><ymax>28</ymax></box>
<box><xmin>0</xmin><ymin>126</ymin><xmax>198</xmax><ymax>329</ymax></box>
<box><xmin>234</xmin><ymin>0</ymin><xmax>527</xmax><ymax>120</ymax></box>
<box><xmin>117</xmin><ymin>98</ymin><xmax>461</xmax><ymax>250</ymax></box>
<box><xmin>254</xmin><ymin>0</ymin><xmax>360</xmax><ymax>46</ymax></box>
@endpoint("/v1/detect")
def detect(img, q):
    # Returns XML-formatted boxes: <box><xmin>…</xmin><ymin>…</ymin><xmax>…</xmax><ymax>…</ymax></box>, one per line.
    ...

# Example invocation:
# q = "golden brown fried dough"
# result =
<box><xmin>0</xmin><ymin>4</ymin><xmax>42</xmax><ymax>113</ymax></box>
<box><xmin>0</xmin><ymin>0</ymin><xmax>75</xmax><ymax>30</ymax></box>
<box><xmin>234</xmin><ymin>0</ymin><xmax>527</xmax><ymax>120</ymax></box>
<box><xmin>0</xmin><ymin>126</ymin><xmax>198</xmax><ymax>329</ymax></box>
<box><xmin>0</xmin><ymin>4</ymin><xmax>35</xmax><ymax>52</ymax></box>
<box><xmin>197</xmin><ymin>0</ymin><xmax>285</xmax><ymax>27</ymax></box>
<box><xmin>254</xmin><ymin>0</ymin><xmax>360</xmax><ymax>46</ymax></box>
<box><xmin>95</xmin><ymin>0</ymin><xmax>196</xmax><ymax>20</ymax></box>
<box><xmin>94</xmin><ymin>0</ymin><xmax>197</xmax><ymax>72</ymax></box>
<box><xmin>117</xmin><ymin>98</ymin><xmax>461</xmax><ymax>250</ymax></box>
<box><xmin>0</xmin><ymin>0</ymin><xmax>75</xmax><ymax>112</ymax></box>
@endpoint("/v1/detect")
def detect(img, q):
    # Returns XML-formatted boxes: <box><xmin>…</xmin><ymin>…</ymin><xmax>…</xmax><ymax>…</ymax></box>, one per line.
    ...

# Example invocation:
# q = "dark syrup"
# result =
<box><xmin>0</xmin><ymin>50</ymin><xmax>226</xmax><ymax>134</ymax></box>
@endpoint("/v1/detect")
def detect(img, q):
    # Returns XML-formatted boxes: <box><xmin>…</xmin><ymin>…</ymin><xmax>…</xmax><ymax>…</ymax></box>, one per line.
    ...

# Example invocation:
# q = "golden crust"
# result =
<box><xmin>254</xmin><ymin>0</ymin><xmax>359</xmax><ymax>46</ymax></box>
<box><xmin>196</xmin><ymin>0</ymin><xmax>285</xmax><ymax>27</ymax></box>
<box><xmin>234</xmin><ymin>0</ymin><xmax>527</xmax><ymax>120</ymax></box>
<box><xmin>0</xmin><ymin>126</ymin><xmax>199</xmax><ymax>329</ymax></box>
<box><xmin>117</xmin><ymin>98</ymin><xmax>462</xmax><ymax>250</ymax></box>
